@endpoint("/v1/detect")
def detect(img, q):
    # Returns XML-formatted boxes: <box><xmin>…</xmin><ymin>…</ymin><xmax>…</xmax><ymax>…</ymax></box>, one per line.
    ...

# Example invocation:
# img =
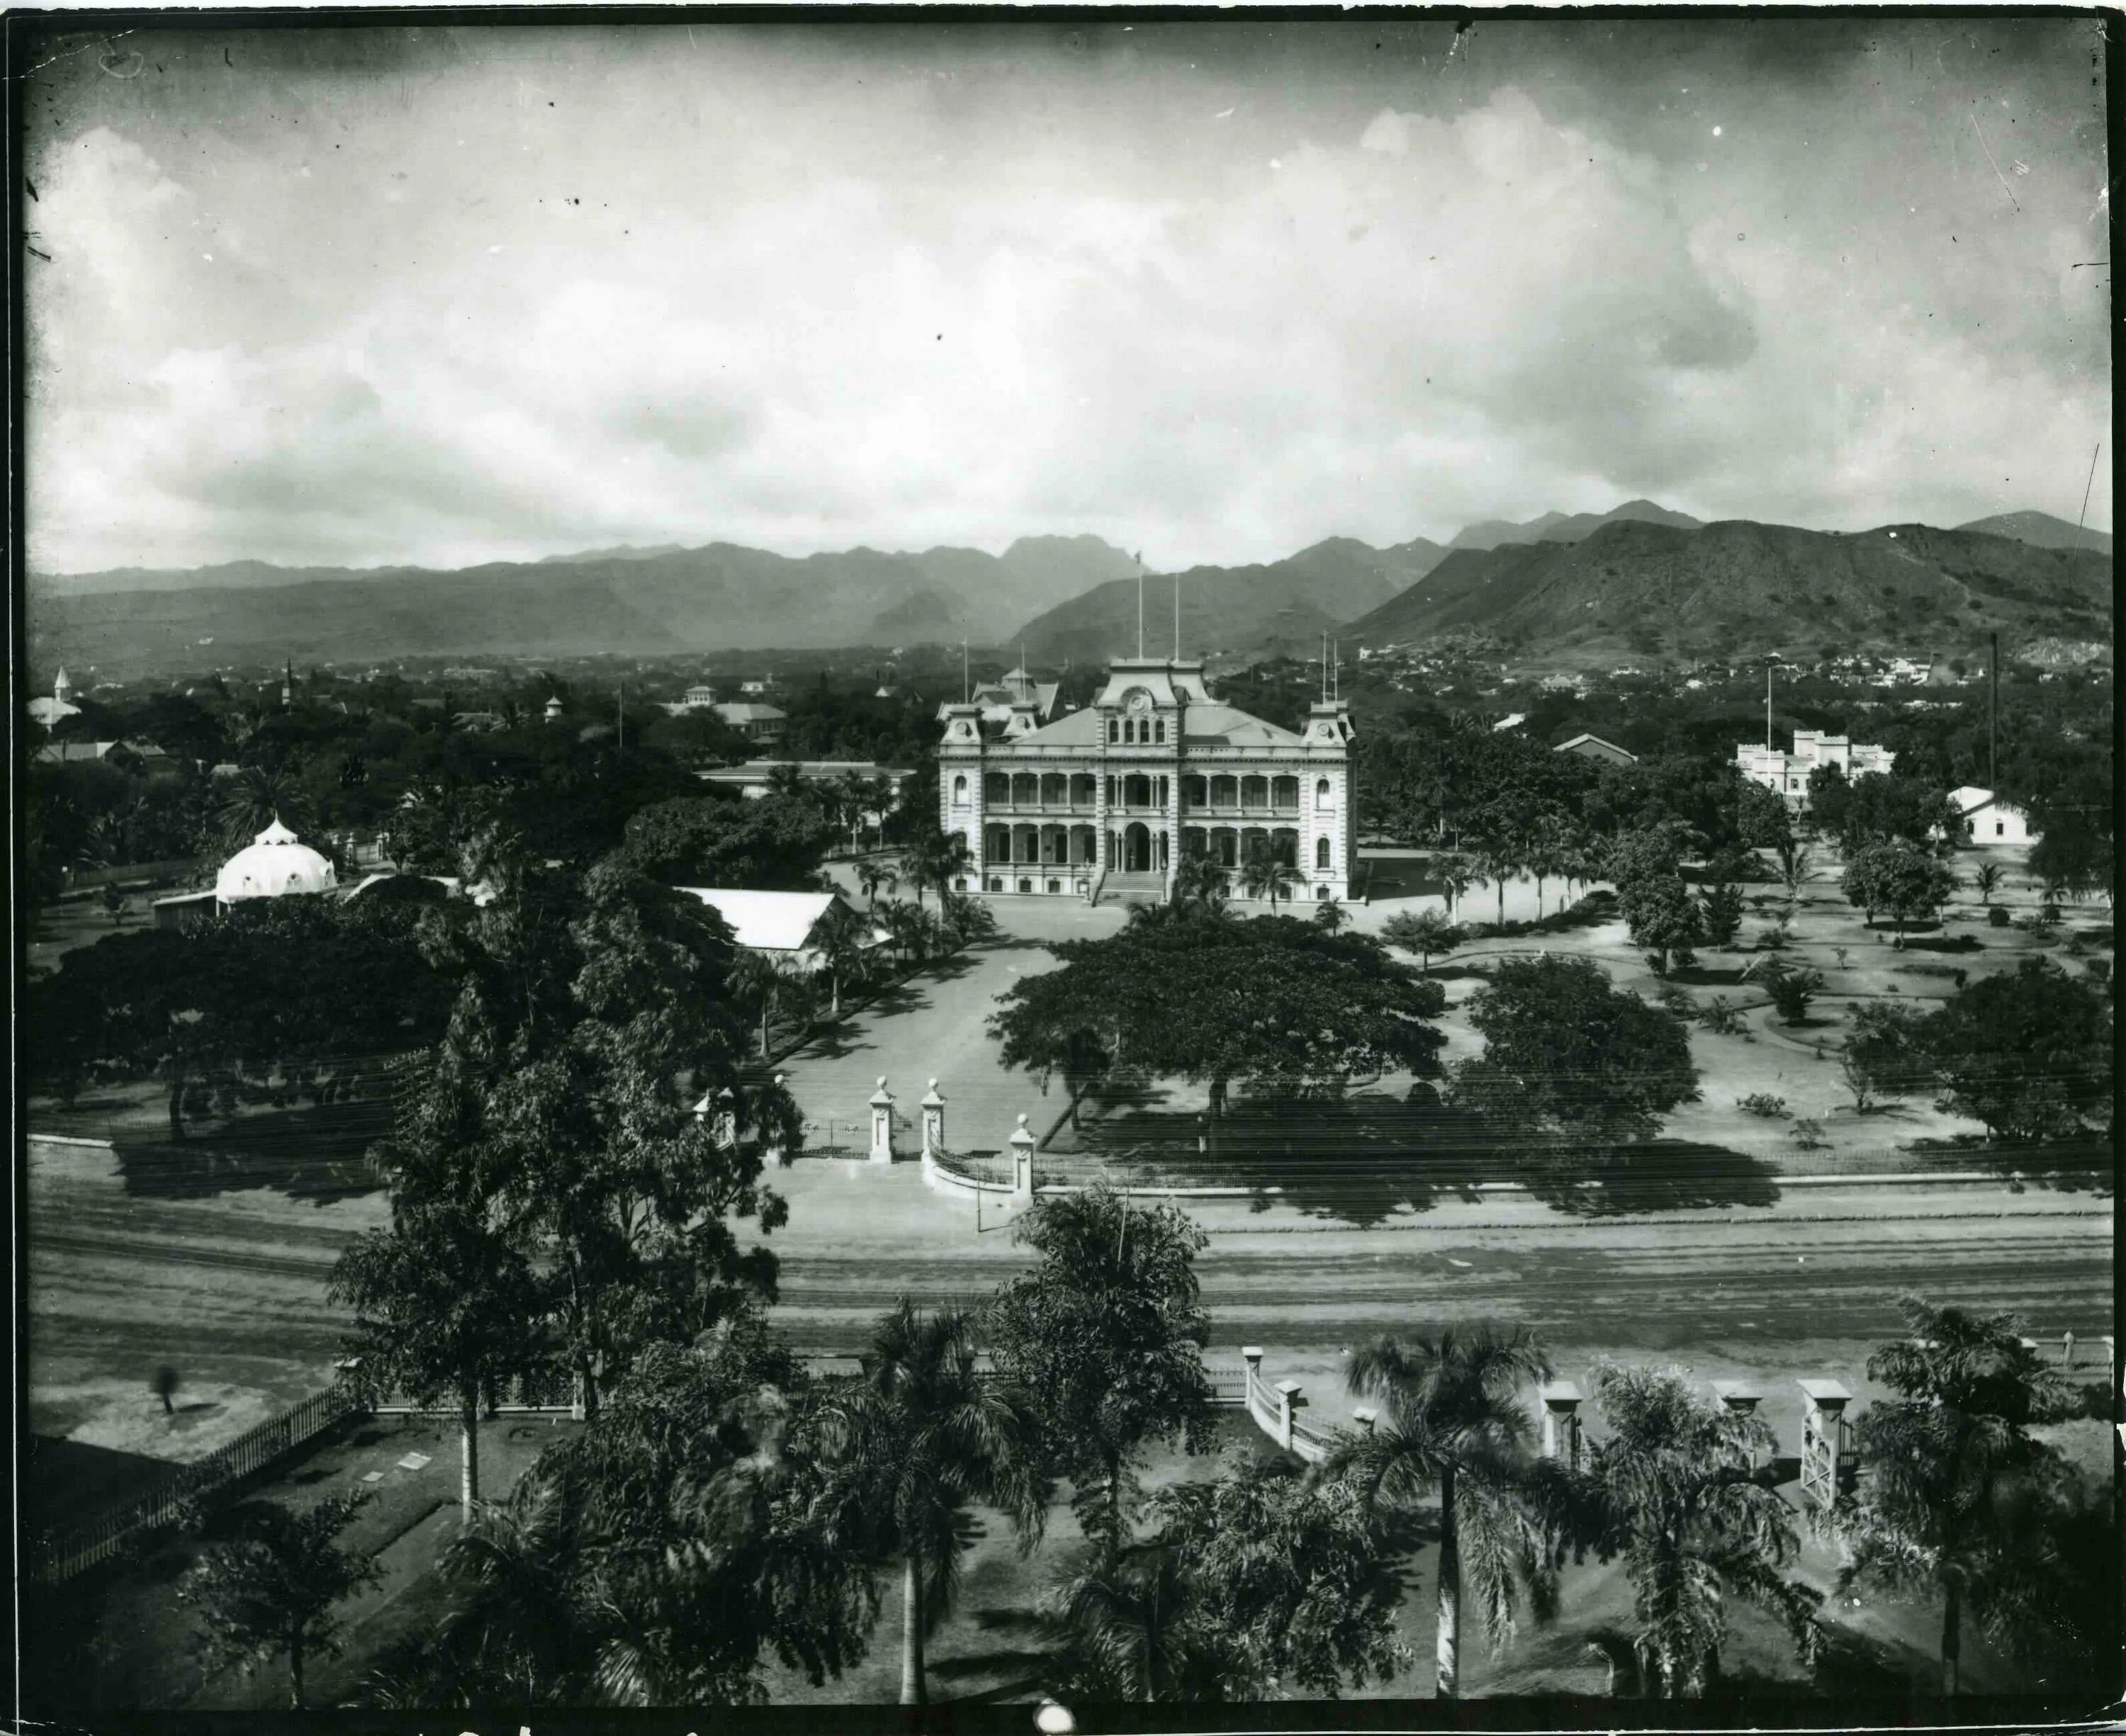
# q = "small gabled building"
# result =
<box><xmin>1553</xmin><ymin>732</ymin><xmax>1638</xmax><ymax>767</ymax></box>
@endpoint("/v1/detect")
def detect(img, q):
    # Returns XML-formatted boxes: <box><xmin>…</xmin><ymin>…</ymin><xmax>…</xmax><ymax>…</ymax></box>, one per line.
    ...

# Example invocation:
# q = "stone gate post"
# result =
<box><xmin>868</xmin><ymin>1077</ymin><xmax>896</xmax><ymax>1164</ymax></box>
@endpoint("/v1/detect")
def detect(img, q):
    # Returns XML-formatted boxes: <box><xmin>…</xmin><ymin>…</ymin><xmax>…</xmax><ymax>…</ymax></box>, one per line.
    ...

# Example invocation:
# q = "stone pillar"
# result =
<box><xmin>868</xmin><ymin>1076</ymin><xmax>895</xmax><ymax>1164</ymax></box>
<box><xmin>1351</xmin><ymin>1406</ymin><xmax>1379</xmax><ymax>1435</ymax></box>
<box><xmin>1009</xmin><ymin>1112</ymin><xmax>1036</xmax><ymax>1202</ymax></box>
<box><xmin>1242</xmin><ymin>1346</ymin><xmax>1264</xmax><ymax>1409</ymax></box>
<box><xmin>1797</xmin><ymin>1379</ymin><xmax>1852</xmax><ymax>1511</ymax></box>
<box><xmin>1539</xmin><ymin>1381</ymin><xmax>1584</xmax><ymax>1468</ymax></box>
<box><xmin>920</xmin><ymin>1080</ymin><xmax>945</xmax><ymax>1160</ymax></box>
<box><xmin>1711</xmin><ymin>1380</ymin><xmax>1765</xmax><ymax>1470</ymax></box>
<box><xmin>2061</xmin><ymin>1330</ymin><xmax>2075</xmax><ymax>1368</ymax></box>
<box><xmin>1275</xmin><ymin>1380</ymin><xmax>1303</xmax><ymax>1452</ymax></box>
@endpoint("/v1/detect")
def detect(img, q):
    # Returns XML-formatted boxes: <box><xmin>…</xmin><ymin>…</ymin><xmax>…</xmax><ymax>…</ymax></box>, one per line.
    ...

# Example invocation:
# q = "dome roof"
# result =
<box><xmin>215</xmin><ymin>817</ymin><xmax>338</xmax><ymax>902</ymax></box>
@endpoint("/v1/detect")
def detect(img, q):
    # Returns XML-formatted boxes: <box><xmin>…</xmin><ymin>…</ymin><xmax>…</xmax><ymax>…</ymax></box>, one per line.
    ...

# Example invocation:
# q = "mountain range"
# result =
<box><xmin>27</xmin><ymin>504</ymin><xmax>2112</xmax><ymax>677</ymax></box>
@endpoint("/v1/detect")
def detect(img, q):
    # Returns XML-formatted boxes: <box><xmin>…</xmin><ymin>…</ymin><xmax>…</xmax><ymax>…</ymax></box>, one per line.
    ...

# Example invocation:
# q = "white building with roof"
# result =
<box><xmin>714</xmin><ymin>701</ymin><xmax>787</xmax><ymax>743</ymax></box>
<box><xmin>1736</xmin><ymin>729</ymin><xmax>1896</xmax><ymax>808</ymax></box>
<box><xmin>935</xmin><ymin>667</ymin><xmax>1064</xmax><ymax>732</ymax></box>
<box><xmin>1948</xmin><ymin>786</ymin><xmax>2032</xmax><ymax>847</ymax></box>
<box><xmin>28</xmin><ymin>668</ymin><xmax>80</xmax><ymax>728</ymax></box>
<box><xmin>938</xmin><ymin>654</ymin><xmax>1356</xmax><ymax>903</ymax></box>
<box><xmin>214</xmin><ymin>818</ymin><xmax>340</xmax><ymax>904</ymax></box>
<box><xmin>675</xmin><ymin>887</ymin><xmax>884</xmax><ymax>971</ymax></box>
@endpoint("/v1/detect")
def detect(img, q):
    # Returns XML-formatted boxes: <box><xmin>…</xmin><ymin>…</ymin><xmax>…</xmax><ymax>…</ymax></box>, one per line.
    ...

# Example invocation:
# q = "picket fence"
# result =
<box><xmin>31</xmin><ymin>1386</ymin><xmax>362</xmax><ymax>1583</ymax></box>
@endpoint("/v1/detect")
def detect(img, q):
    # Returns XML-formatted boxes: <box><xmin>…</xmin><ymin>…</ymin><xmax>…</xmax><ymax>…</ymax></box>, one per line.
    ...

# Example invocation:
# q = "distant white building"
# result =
<box><xmin>1491</xmin><ymin>712</ymin><xmax>1526</xmax><ymax>733</ymax></box>
<box><xmin>28</xmin><ymin>668</ymin><xmax>79</xmax><ymax>728</ymax></box>
<box><xmin>1949</xmin><ymin>786</ymin><xmax>2033</xmax><ymax>847</ymax></box>
<box><xmin>935</xmin><ymin>667</ymin><xmax>1063</xmax><ymax>732</ymax></box>
<box><xmin>715</xmin><ymin>701</ymin><xmax>787</xmax><ymax>744</ymax></box>
<box><xmin>1736</xmin><ymin>730</ymin><xmax>1895</xmax><ymax>808</ymax></box>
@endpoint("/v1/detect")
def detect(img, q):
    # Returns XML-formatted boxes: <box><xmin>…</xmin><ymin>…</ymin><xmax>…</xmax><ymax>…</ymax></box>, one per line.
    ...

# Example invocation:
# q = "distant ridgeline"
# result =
<box><xmin>28</xmin><ymin>508</ymin><xmax>2110</xmax><ymax>677</ymax></box>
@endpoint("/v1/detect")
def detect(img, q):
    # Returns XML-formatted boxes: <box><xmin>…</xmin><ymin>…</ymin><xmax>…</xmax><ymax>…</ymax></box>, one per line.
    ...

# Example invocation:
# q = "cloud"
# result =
<box><xmin>23</xmin><ymin>35</ymin><xmax>2110</xmax><ymax>575</ymax></box>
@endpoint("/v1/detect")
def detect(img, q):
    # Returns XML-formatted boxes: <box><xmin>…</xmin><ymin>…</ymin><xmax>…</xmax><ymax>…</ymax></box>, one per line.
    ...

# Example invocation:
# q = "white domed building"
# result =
<box><xmin>214</xmin><ymin>818</ymin><xmax>339</xmax><ymax>906</ymax></box>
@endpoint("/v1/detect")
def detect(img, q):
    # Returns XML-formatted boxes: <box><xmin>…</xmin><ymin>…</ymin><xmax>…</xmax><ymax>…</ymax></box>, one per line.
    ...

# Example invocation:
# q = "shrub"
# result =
<box><xmin>1655</xmin><ymin>983</ymin><xmax>1700</xmax><ymax>1020</ymax></box>
<box><xmin>1698</xmin><ymin>996</ymin><xmax>1744</xmax><ymax>1037</ymax></box>
<box><xmin>1737</xmin><ymin>1092</ymin><xmax>1788</xmax><ymax>1118</ymax></box>
<box><xmin>1988</xmin><ymin>906</ymin><xmax>2011</xmax><ymax>928</ymax></box>
<box><xmin>1761</xmin><ymin>962</ymin><xmax>1826</xmax><ymax>1025</ymax></box>
<box><xmin>1789</xmin><ymin>1117</ymin><xmax>1830</xmax><ymax>1150</ymax></box>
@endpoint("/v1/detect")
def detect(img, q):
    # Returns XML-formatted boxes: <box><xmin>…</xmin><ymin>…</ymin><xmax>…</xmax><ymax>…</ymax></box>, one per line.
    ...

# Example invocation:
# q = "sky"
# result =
<box><xmin>23</xmin><ymin>17</ymin><xmax>2113</xmax><ymax>577</ymax></box>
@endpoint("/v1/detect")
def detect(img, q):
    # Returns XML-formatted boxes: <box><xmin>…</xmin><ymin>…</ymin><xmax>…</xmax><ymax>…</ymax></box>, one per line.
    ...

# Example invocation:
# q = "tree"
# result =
<box><xmin>816</xmin><ymin>1300</ymin><xmax>1046</xmax><ymax>1705</ymax></box>
<box><xmin>1758</xmin><ymin>960</ymin><xmax>1825</xmax><ymax>1025</ymax></box>
<box><xmin>1051</xmin><ymin>1456</ymin><xmax>1411</xmax><ymax>1701</ymax></box>
<box><xmin>1380</xmin><ymin>908</ymin><xmax>1458</xmax><ymax>976</ymax></box>
<box><xmin>1170</xmin><ymin>852</ymin><xmax>1230</xmax><ymax>911</ymax></box>
<box><xmin>856</xmin><ymin>858</ymin><xmax>899</xmax><ymax>908</ymax></box>
<box><xmin>1969</xmin><ymin>861</ymin><xmax>2006</xmax><ymax>907</ymax></box>
<box><xmin>1776</xmin><ymin>839</ymin><xmax>1816</xmax><ymax>905</ymax></box>
<box><xmin>215</xmin><ymin>765</ymin><xmax>315</xmax><ymax>850</ymax></box>
<box><xmin>1432</xmin><ymin>852</ymin><xmax>1475</xmax><ymax>918</ymax></box>
<box><xmin>1610</xmin><ymin>828</ymin><xmax>1704</xmax><ymax>976</ymax></box>
<box><xmin>1839</xmin><ymin>1298</ymin><xmax>2081</xmax><ymax>1695</ymax></box>
<box><xmin>1699</xmin><ymin>878</ymin><xmax>1744</xmax><ymax>949</ymax></box>
<box><xmin>357</xmin><ymin>1316</ymin><xmax>879</xmax><ymax>1707</ymax></box>
<box><xmin>1577</xmin><ymin>1362</ymin><xmax>1820</xmax><ymax>1695</ymax></box>
<box><xmin>899</xmin><ymin>827</ymin><xmax>974</xmax><ymax>911</ymax></box>
<box><xmin>990</xmin><ymin>915</ymin><xmax>1446</xmax><ymax>1146</ymax></box>
<box><xmin>810</xmin><ymin>899</ymin><xmax>873</xmax><ymax>1018</ymax></box>
<box><xmin>1331</xmin><ymin>1328</ymin><xmax>1562</xmax><ymax>1698</ymax></box>
<box><xmin>1839</xmin><ymin>1002</ymin><xmax>1934</xmax><ymax>1112</ymax></box>
<box><xmin>1837</xmin><ymin>772</ymin><xmax>1962</xmax><ymax>854</ymax></box>
<box><xmin>984</xmin><ymin>1186</ymin><xmax>1217</xmax><ymax>1561</ymax></box>
<box><xmin>606</xmin><ymin>794</ymin><xmax>833</xmax><ymax>891</ymax></box>
<box><xmin>1450</xmin><ymin>954</ymin><xmax>1699</xmax><ymax>1166</ymax></box>
<box><xmin>1237</xmin><ymin>850</ymin><xmax>1300</xmax><ymax>911</ymax></box>
<box><xmin>1843</xmin><ymin>839</ymin><xmax>1958</xmax><ymax>935</ymax></box>
<box><xmin>179</xmin><ymin>1492</ymin><xmax>383</xmax><ymax>1707</ymax></box>
<box><xmin>1473</xmin><ymin>842</ymin><xmax>1519</xmax><ymax>926</ymax></box>
<box><xmin>332</xmin><ymin>1145</ymin><xmax>547</xmax><ymax>1523</ymax></box>
<box><xmin>1920</xmin><ymin>957</ymin><xmax>2113</xmax><ymax>1145</ymax></box>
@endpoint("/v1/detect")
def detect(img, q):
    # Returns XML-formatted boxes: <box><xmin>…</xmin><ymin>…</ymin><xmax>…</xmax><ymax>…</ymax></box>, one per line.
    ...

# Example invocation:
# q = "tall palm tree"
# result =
<box><xmin>1838</xmin><ymin>1298</ymin><xmax>2079</xmax><ymax>1696</ymax></box>
<box><xmin>1237</xmin><ymin>852</ymin><xmax>1299</xmax><ymax>912</ymax></box>
<box><xmin>1051</xmin><ymin>1544</ymin><xmax>1223</xmax><ymax>1701</ymax></box>
<box><xmin>1170</xmin><ymin>852</ymin><xmax>1230</xmax><ymax>912</ymax></box>
<box><xmin>765</xmin><ymin>761</ymin><xmax>810</xmax><ymax>804</ymax></box>
<box><xmin>1580</xmin><ymin>1360</ymin><xmax>1821</xmax><ymax>1695</ymax></box>
<box><xmin>217</xmin><ymin>764</ymin><xmax>314</xmax><ymax>850</ymax></box>
<box><xmin>730</xmin><ymin>949</ymin><xmax>801</xmax><ymax>1060</ymax></box>
<box><xmin>1432</xmin><ymin>852</ymin><xmax>1475</xmax><ymax>919</ymax></box>
<box><xmin>903</xmin><ymin>829</ymin><xmax>974</xmax><ymax>911</ymax></box>
<box><xmin>1330</xmin><ymin>1327</ymin><xmax>1560</xmax><ymax>1698</ymax></box>
<box><xmin>1475</xmin><ymin>845</ymin><xmax>1520</xmax><ymax>926</ymax></box>
<box><xmin>815</xmin><ymin>1300</ymin><xmax>1046</xmax><ymax>1706</ymax></box>
<box><xmin>857</xmin><ymin>859</ymin><xmax>899</xmax><ymax>908</ymax></box>
<box><xmin>810</xmin><ymin>900</ymin><xmax>872</xmax><ymax>1018</ymax></box>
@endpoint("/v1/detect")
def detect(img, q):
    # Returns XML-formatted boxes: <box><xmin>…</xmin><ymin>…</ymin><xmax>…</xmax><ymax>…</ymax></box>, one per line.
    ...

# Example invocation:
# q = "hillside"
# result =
<box><xmin>1346</xmin><ymin>518</ymin><xmax>2113</xmax><ymax>661</ymax></box>
<box><xmin>1953</xmin><ymin>510</ymin><xmax>2113</xmax><ymax>556</ymax></box>
<box><xmin>27</xmin><ymin>535</ymin><xmax>1142</xmax><ymax>677</ymax></box>
<box><xmin>1008</xmin><ymin>535</ymin><xmax>1449</xmax><ymax>665</ymax></box>
<box><xmin>1449</xmin><ymin>498</ymin><xmax>1702</xmax><ymax>552</ymax></box>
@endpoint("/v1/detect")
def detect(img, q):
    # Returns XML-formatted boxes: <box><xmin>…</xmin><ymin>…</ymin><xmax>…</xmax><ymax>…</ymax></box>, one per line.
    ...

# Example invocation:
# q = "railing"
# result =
<box><xmin>30</xmin><ymin>1385</ymin><xmax>365</xmax><ymax>1582</ymax></box>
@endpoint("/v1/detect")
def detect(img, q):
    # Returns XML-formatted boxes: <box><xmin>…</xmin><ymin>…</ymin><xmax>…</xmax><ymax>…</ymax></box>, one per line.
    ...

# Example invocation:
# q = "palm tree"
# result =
<box><xmin>765</xmin><ymin>761</ymin><xmax>810</xmax><ymax>804</ymax></box>
<box><xmin>857</xmin><ymin>858</ymin><xmax>899</xmax><ymax>908</ymax></box>
<box><xmin>1579</xmin><ymin>1360</ymin><xmax>1821</xmax><ymax>1695</ymax></box>
<box><xmin>1838</xmin><ymin>1298</ymin><xmax>2080</xmax><ymax>1696</ymax></box>
<box><xmin>1432</xmin><ymin>852</ymin><xmax>1475</xmax><ymax>919</ymax></box>
<box><xmin>903</xmin><ymin>829</ymin><xmax>974</xmax><ymax>911</ymax></box>
<box><xmin>1969</xmin><ymin>861</ymin><xmax>2005</xmax><ymax>907</ymax></box>
<box><xmin>730</xmin><ymin>950</ymin><xmax>801</xmax><ymax>1060</ymax></box>
<box><xmin>1237</xmin><ymin>851</ymin><xmax>1299</xmax><ymax>911</ymax></box>
<box><xmin>1169</xmin><ymin>852</ymin><xmax>1230</xmax><ymax>912</ymax></box>
<box><xmin>1777</xmin><ymin>841</ymin><xmax>1816</xmax><ymax>908</ymax></box>
<box><xmin>810</xmin><ymin>901</ymin><xmax>872</xmax><ymax>1018</ymax></box>
<box><xmin>1330</xmin><ymin>1327</ymin><xmax>1560</xmax><ymax>1698</ymax></box>
<box><xmin>217</xmin><ymin>765</ymin><xmax>313</xmax><ymax>850</ymax></box>
<box><xmin>1312</xmin><ymin>898</ymin><xmax>1349</xmax><ymax>932</ymax></box>
<box><xmin>1050</xmin><ymin>1544</ymin><xmax>1222</xmax><ymax>1701</ymax></box>
<box><xmin>816</xmin><ymin>1300</ymin><xmax>1046</xmax><ymax>1705</ymax></box>
<box><xmin>1475</xmin><ymin>844</ymin><xmax>1520</xmax><ymax>926</ymax></box>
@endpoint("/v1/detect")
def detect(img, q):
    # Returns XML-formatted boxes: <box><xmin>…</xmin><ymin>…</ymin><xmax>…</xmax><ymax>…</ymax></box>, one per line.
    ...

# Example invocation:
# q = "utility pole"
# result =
<box><xmin>962</xmin><ymin>641</ymin><xmax>969</xmax><ymax>705</ymax></box>
<box><xmin>1173</xmin><ymin>569</ymin><xmax>1181</xmax><ymax>661</ymax></box>
<box><xmin>1765</xmin><ymin>663</ymin><xmax>1773</xmax><ymax>753</ymax></box>
<box><xmin>1137</xmin><ymin>566</ymin><xmax>1145</xmax><ymax>659</ymax></box>
<box><xmin>1989</xmin><ymin>631</ymin><xmax>2000</xmax><ymax>790</ymax></box>
<box><xmin>617</xmin><ymin>677</ymin><xmax>624</xmax><ymax>765</ymax></box>
<box><xmin>2078</xmin><ymin>443</ymin><xmax>2102</xmax><ymax>533</ymax></box>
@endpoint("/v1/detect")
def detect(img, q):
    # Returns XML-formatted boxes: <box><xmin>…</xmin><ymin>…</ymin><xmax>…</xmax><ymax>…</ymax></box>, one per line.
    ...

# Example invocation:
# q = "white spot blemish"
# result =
<box><xmin>1712</xmin><ymin>125</ymin><xmax>1723</xmax><ymax>137</ymax></box>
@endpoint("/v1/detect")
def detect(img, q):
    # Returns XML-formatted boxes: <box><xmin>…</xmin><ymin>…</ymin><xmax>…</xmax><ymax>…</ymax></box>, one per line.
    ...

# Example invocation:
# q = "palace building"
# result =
<box><xmin>937</xmin><ymin>655</ymin><xmax>1356</xmax><ymax>903</ymax></box>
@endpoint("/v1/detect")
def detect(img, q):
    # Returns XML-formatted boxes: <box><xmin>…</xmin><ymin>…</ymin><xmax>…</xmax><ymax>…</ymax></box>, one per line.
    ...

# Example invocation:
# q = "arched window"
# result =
<box><xmin>1241</xmin><ymin>775</ymin><xmax>1269</xmax><ymax>811</ymax></box>
<box><xmin>1154</xmin><ymin>720</ymin><xmax>1166</xmax><ymax>744</ymax></box>
<box><xmin>1182</xmin><ymin>775</ymin><xmax>1207</xmax><ymax>810</ymax></box>
<box><xmin>985</xmin><ymin>773</ymin><xmax>1010</xmax><ymax>805</ymax></box>
<box><xmin>1012</xmin><ymin>772</ymin><xmax>1038</xmax><ymax>806</ymax></box>
<box><xmin>1315</xmin><ymin>777</ymin><xmax>1332</xmax><ymax>811</ymax></box>
<box><xmin>1108</xmin><ymin>718</ymin><xmax>1119</xmax><ymax>744</ymax></box>
<box><xmin>1271</xmin><ymin>775</ymin><xmax>1299</xmax><ymax>808</ymax></box>
<box><xmin>1315</xmin><ymin>835</ymin><xmax>1331</xmax><ymax>870</ymax></box>
<box><xmin>952</xmin><ymin>774</ymin><xmax>968</xmax><ymax>807</ymax></box>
